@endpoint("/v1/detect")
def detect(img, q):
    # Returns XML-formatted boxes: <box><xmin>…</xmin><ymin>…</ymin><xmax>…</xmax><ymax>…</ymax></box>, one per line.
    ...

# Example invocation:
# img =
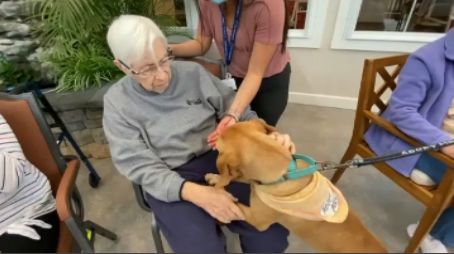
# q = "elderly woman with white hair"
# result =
<box><xmin>103</xmin><ymin>15</ymin><xmax>291</xmax><ymax>253</ymax></box>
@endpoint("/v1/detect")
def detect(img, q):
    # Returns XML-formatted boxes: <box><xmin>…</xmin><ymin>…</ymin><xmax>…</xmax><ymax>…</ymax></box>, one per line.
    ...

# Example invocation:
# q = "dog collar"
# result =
<box><xmin>258</xmin><ymin>154</ymin><xmax>318</xmax><ymax>185</ymax></box>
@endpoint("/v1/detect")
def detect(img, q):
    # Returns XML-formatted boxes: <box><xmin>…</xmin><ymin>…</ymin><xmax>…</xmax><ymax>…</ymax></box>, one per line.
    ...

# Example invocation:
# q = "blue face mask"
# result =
<box><xmin>211</xmin><ymin>0</ymin><xmax>226</xmax><ymax>5</ymax></box>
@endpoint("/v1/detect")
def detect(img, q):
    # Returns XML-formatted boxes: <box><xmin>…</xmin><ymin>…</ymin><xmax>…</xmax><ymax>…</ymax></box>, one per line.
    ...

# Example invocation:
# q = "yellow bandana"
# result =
<box><xmin>254</xmin><ymin>172</ymin><xmax>349</xmax><ymax>223</ymax></box>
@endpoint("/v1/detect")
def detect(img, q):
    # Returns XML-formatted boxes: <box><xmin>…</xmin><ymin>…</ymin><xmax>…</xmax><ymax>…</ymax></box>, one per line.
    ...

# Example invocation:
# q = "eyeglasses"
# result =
<box><xmin>118</xmin><ymin>54</ymin><xmax>174</xmax><ymax>77</ymax></box>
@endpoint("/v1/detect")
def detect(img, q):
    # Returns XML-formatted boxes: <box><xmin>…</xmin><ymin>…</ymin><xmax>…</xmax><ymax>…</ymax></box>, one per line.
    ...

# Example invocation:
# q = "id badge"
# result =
<box><xmin>221</xmin><ymin>72</ymin><xmax>237</xmax><ymax>90</ymax></box>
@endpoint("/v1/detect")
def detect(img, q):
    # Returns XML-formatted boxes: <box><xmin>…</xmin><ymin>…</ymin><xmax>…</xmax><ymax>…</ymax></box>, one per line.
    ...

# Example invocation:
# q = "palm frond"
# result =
<box><xmin>31</xmin><ymin>0</ymin><xmax>193</xmax><ymax>92</ymax></box>
<box><xmin>52</xmin><ymin>46</ymin><xmax>121</xmax><ymax>92</ymax></box>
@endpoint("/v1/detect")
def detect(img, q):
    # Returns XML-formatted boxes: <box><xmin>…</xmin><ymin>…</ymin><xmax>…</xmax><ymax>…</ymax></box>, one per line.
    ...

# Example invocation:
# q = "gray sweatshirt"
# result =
<box><xmin>103</xmin><ymin>61</ymin><xmax>257</xmax><ymax>202</ymax></box>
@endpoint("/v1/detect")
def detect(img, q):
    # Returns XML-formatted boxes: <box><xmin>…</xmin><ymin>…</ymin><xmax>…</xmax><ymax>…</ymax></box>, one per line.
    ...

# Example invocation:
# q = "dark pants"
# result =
<box><xmin>415</xmin><ymin>153</ymin><xmax>454</xmax><ymax>247</ymax></box>
<box><xmin>0</xmin><ymin>210</ymin><xmax>60</xmax><ymax>253</ymax></box>
<box><xmin>234</xmin><ymin>63</ymin><xmax>291</xmax><ymax>126</ymax></box>
<box><xmin>146</xmin><ymin>151</ymin><xmax>289</xmax><ymax>253</ymax></box>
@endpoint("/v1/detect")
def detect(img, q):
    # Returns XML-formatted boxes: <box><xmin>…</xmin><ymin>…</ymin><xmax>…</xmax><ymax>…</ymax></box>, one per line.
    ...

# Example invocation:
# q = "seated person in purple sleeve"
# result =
<box><xmin>365</xmin><ymin>29</ymin><xmax>454</xmax><ymax>253</ymax></box>
<box><xmin>103</xmin><ymin>14</ymin><xmax>295</xmax><ymax>253</ymax></box>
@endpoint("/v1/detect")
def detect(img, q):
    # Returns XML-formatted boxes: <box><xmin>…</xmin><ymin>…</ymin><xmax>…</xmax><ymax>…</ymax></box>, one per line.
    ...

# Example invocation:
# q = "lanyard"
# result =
<box><xmin>220</xmin><ymin>0</ymin><xmax>242</xmax><ymax>66</ymax></box>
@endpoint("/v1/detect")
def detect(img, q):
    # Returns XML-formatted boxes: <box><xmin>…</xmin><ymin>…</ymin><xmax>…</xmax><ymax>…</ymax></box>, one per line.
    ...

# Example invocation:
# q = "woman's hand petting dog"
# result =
<box><xmin>181</xmin><ymin>182</ymin><xmax>245</xmax><ymax>223</ymax></box>
<box><xmin>208</xmin><ymin>115</ymin><xmax>237</xmax><ymax>149</ymax></box>
<box><xmin>268</xmin><ymin>132</ymin><xmax>296</xmax><ymax>153</ymax></box>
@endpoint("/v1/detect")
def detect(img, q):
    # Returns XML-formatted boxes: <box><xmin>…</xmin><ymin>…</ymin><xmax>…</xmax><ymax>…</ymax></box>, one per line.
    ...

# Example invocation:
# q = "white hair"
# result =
<box><xmin>107</xmin><ymin>14</ymin><xmax>167</xmax><ymax>64</ymax></box>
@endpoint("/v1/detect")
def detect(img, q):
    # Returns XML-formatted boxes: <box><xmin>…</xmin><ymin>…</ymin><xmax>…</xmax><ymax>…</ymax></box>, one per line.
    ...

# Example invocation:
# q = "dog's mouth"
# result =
<box><xmin>247</xmin><ymin>166</ymin><xmax>289</xmax><ymax>186</ymax></box>
<box><xmin>252</xmin><ymin>173</ymin><xmax>287</xmax><ymax>185</ymax></box>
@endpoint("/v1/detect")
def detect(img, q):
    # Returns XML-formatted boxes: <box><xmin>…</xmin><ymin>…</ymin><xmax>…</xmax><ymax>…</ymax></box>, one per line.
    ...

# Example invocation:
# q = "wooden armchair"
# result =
<box><xmin>331</xmin><ymin>54</ymin><xmax>454</xmax><ymax>253</ymax></box>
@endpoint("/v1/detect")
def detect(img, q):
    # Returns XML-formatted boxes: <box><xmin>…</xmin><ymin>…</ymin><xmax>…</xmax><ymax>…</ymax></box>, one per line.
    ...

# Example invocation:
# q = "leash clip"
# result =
<box><xmin>317</xmin><ymin>161</ymin><xmax>354</xmax><ymax>172</ymax></box>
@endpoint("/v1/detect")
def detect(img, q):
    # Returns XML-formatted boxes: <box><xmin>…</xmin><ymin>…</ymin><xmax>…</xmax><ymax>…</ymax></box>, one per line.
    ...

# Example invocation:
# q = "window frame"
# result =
<box><xmin>183</xmin><ymin>0</ymin><xmax>199</xmax><ymax>33</ymax></box>
<box><xmin>287</xmin><ymin>0</ymin><xmax>330</xmax><ymax>48</ymax></box>
<box><xmin>331</xmin><ymin>0</ymin><xmax>446</xmax><ymax>52</ymax></box>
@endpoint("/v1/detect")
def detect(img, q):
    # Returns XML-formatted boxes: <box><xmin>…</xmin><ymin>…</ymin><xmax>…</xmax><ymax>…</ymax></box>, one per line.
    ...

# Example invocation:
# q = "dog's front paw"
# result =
<box><xmin>205</xmin><ymin>173</ymin><xmax>220</xmax><ymax>186</ymax></box>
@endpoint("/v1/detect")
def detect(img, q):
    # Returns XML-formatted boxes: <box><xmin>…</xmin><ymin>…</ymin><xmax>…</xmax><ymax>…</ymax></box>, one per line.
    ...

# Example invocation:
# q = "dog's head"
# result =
<box><xmin>216</xmin><ymin>119</ymin><xmax>292</xmax><ymax>185</ymax></box>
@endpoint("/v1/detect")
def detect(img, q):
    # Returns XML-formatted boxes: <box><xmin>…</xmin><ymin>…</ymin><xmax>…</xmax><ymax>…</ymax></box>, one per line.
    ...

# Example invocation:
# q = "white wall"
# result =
<box><xmin>288</xmin><ymin>0</ymin><xmax>404</xmax><ymax>109</ymax></box>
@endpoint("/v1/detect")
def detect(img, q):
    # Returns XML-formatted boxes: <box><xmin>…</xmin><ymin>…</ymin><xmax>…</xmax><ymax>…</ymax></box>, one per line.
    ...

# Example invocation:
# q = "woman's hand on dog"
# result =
<box><xmin>268</xmin><ymin>132</ymin><xmax>296</xmax><ymax>153</ymax></box>
<box><xmin>181</xmin><ymin>182</ymin><xmax>245</xmax><ymax>223</ymax></box>
<box><xmin>207</xmin><ymin>116</ymin><xmax>237</xmax><ymax>149</ymax></box>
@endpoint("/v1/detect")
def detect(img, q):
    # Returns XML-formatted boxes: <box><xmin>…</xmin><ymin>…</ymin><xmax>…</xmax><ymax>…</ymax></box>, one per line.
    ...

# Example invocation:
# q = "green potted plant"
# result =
<box><xmin>0</xmin><ymin>53</ymin><xmax>40</xmax><ymax>93</ymax></box>
<box><xmin>31</xmin><ymin>0</ymin><xmax>192</xmax><ymax>93</ymax></box>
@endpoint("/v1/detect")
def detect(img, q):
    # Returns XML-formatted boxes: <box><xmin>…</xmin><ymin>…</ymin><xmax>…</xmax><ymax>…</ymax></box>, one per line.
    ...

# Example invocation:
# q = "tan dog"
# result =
<box><xmin>205</xmin><ymin>119</ymin><xmax>387</xmax><ymax>253</ymax></box>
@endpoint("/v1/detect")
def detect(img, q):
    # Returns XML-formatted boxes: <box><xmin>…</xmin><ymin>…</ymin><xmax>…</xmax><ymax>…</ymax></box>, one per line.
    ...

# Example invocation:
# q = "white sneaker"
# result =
<box><xmin>407</xmin><ymin>223</ymin><xmax>448</xmax><ymax>253</ymax></box>
<box><xmin>410</xmin><ymin>169</ymin><xmax>436</xmax><ymax>187</ymax></box>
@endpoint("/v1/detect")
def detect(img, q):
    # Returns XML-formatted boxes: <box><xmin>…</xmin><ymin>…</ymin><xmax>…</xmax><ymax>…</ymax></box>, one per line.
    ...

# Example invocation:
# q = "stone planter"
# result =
<box><xmin>43</xmin><ymin>83</ymin><xmax>114</xmax><ymax>159</ymax></box>
<box><xmin>44</xmin><ymin>83</ymin><xmax>112</xmax><ymax>111</ymax></box>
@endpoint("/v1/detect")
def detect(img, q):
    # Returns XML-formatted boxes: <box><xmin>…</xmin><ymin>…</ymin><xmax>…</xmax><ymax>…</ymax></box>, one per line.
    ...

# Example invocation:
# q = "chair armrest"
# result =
<box><xmin>63</xmin><ymin>155</ymin><xmax>79</xmax><ymax>162</ymax></box>
<box><xmin>131</xmin><ymin>183</ymin><xmax>152</xmax><ymax>212</ymax></box>
<box><xmin>365</xmin><ymin>111</ymin><xmax>454</xmax><ymax>167</ymax></box>
<box><xmin>177</xmin><ymin>57</ymin><xmax>225</xmax><ymax>79</ymax></box>
<box><xmin>56</xmin><ymin>159</ymin><xmax>80</xmax><ymax>221</ymax></box>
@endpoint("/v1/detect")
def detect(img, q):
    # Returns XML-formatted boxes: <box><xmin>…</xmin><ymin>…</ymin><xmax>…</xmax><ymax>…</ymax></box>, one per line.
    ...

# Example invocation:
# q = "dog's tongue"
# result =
<box><xmin>254</xmin><ymin>172</ymin><xmax>349</xmax><ymax>223</ymax></box>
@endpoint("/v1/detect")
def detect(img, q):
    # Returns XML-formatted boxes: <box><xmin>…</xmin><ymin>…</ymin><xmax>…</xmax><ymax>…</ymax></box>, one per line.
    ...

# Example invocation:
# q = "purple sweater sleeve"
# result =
<box><xmin>386</xmin><ymin>55</ymin><xmax>451</xmax><ymax>145</ymax></box>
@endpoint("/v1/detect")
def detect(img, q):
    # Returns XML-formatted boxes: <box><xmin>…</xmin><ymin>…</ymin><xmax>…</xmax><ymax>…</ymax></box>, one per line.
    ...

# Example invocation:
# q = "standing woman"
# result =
<box><xmin>170</xmin><ymin>0</ymin><xmax>290</xmax><ymax>146</ymax></box>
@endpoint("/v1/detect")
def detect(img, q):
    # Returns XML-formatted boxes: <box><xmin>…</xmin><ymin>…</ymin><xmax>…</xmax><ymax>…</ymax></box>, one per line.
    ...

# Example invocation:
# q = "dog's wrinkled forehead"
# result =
<box><xmin>217</xmin><ymin>119</ymin><xmax>291</xmax><ymax>161</ymax></box>
<box><xmin>216</xmin><ymin>119</ymin><xmax>291</xmax><ymax>183</ymax></box>
<box><xmin>221</xmin><ymin>119</ymin><xmax>270</xmax><ymax>138</ymax></box>
<box><xmin>217</xmin><ymin>120</ymin><xmax>265</xmax><ymax>149</ymax></box>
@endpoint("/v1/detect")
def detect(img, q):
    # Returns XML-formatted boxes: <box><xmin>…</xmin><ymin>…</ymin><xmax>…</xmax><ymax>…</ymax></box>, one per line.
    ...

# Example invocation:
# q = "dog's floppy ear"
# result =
<box><xmin>215</xmin><ymin>152</ymin><xmax>241</xmax><ymax>188</ymax></box>
<box><xmin>250</xmin><ymin>119</ymin><xmax>277</xmax><ymax>134</ymax></box>
<box><xmin>215</xmin><ymin>151</ymin><xmax>242</xmax><ymax>188</ymax></box>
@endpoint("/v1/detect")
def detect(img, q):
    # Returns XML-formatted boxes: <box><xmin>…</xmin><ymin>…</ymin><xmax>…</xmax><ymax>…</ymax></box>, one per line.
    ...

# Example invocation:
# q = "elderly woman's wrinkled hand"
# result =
<box><xmin>268</xmin><ymin>132</ymin><xmax>296</xmax><ymax>154</ymax></box>
<box><xmin>181</xmin><ymin>182</ymin><xmax>245</xmax><ymax>223</ymax></box>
